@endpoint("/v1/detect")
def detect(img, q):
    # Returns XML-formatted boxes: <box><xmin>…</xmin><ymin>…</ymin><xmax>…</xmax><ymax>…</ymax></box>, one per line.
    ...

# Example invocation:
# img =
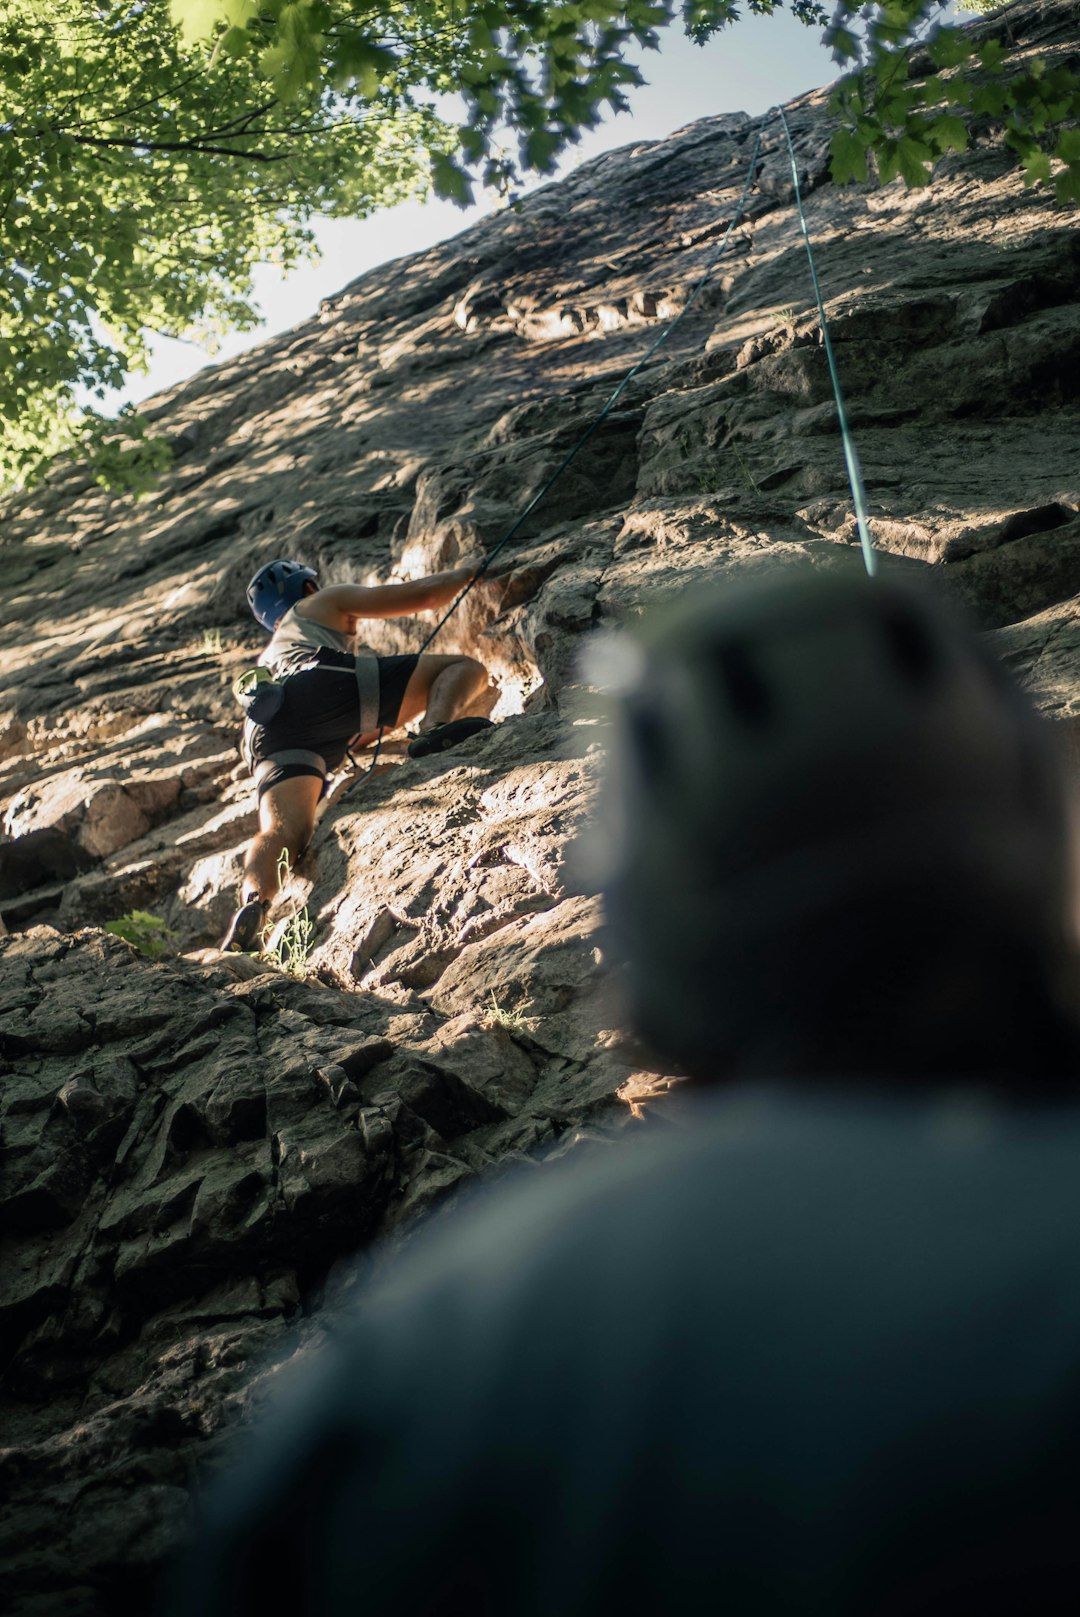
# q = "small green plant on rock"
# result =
<box><xmin>103</xmin><ymin>910</ymin><xmax>174</xmax><ymax>959</ymax></box>
<box><xmin>483</xmin><ymin>992</ymin><xmax>531</xmax><ymax>1038</ymax></box>
<box><xmin>728</xmin><ymin>441</ymin><xmax>760</xmax><ymax>494</ymax></box>
<box><xmin>265</xmin><ymin>908</ymin><xmax>314</xmax><ymax>978</ymax></box>
<box><xmin>199</xmin><ymin>627</ymin><xmax>223</xmax><ymax>656</ymax></box>
<box><xmin>241</xmin><ymin>847</ymin><xmax>315</xmax><ymax>975</ymax></box>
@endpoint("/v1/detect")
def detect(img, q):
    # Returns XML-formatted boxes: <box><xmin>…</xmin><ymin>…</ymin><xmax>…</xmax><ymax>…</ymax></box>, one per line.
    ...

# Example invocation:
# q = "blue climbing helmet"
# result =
<box><xmin>247</xmin><ymin>559</ymin><xmax>319</xmax><ymax>632</ymax></box>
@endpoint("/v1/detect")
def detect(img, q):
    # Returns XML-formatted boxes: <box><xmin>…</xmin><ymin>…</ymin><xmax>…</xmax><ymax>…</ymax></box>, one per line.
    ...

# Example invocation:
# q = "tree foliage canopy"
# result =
<box><xmin>0</xmin><ymin>0</ymin><xmax>445</xmax><ymax>487</ymax></box>
<box><xmin>1</xmin><ymin>0</ymin><xmax>1077</xmax><ymax>491</ymax></box>
<box><xmin>825</xmin><ymin>1</ymin><xmax>1080</xmax><ymax>203</ymax></box>
<box><xmin>172</xmin><ymin>0</ymin><xmax>830</xmax><ymax>201</ymax></box>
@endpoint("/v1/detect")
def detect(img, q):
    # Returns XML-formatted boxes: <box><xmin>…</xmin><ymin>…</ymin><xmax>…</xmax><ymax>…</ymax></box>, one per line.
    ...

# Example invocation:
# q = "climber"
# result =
<box><xmin>222</xmin><ymin>557</ymin><xmax>496</xmax><ymax>951</ymax></box>
<box><xmin>168</xmin><ymin>568</ymin><xmax>1080</xmax><ymax>1617</ymax></box>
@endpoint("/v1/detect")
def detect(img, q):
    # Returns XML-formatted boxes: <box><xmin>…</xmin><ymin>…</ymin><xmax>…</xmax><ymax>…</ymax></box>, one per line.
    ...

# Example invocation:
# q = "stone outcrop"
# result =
<box><xmin>2</xmin><ymin>3</ymin><xmax>1078</xmax><ymax>1610</ymax></box>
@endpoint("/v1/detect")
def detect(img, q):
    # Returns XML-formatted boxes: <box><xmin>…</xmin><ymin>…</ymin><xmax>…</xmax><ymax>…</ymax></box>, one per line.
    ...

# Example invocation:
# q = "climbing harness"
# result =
<box><xmin>346</xmin><ymin>104</ymin><xmax>878</xmax><ymax>791</ymax></box>
<box><xmin>237</xmin><ymin>609</ymin><xmax>385</xmax><ymax>788</ymax></box>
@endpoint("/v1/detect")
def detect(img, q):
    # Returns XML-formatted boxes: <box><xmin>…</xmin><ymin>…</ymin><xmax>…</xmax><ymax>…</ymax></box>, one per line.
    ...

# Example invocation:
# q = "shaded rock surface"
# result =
<box><xmin>2</xmin><ymin>3</ymin><xmax>1079</xmax><ymax>1610</ymax></box>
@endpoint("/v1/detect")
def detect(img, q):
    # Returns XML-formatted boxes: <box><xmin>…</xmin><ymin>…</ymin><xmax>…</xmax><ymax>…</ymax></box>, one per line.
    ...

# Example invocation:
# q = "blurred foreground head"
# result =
<box><xmin>590</xmin><ymin>567</ymin><xmax>1078</xmax><ymax>1081</ymax></box>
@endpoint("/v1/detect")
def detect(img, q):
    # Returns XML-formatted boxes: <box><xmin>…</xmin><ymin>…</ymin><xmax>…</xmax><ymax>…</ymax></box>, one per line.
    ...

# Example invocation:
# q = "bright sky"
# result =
<box><xmin>114</xmin><ymin>10</ymin><xmax>841</xmax><ymax>410</ymax></box>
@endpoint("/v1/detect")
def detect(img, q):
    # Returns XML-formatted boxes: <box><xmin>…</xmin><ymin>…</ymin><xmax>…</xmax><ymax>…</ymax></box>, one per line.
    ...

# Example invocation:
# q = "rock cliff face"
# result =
<box><xmin>2</xmin><ymin>3</ymin><xmax>1079</xmax><ymax>1609</ymax></box>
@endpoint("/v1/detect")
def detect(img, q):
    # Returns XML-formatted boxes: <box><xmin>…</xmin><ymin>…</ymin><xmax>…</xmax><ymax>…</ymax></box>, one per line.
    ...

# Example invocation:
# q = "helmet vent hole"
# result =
<box><xmin>881</xmin><ymin>606</ymin><xmax>938</xmax><ymax>688</ymax></box>
<box><xmin>714</xmin><ymin>643</ymin><xmax>773</xmax><ymax>729</ymax></box>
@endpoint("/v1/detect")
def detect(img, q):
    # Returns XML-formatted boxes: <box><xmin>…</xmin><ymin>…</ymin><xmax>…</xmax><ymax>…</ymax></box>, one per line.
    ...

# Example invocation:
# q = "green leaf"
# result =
<box><xmin>170</xmin><ymin>0</ymin><xmax>224</xmax><ymax>45</ymax></box>
<box><xmin>333</xmin><ymin>37</ymin><xmax>397</xmax><ymax>98</ymax></box>
<box><xmin>523</xmin><ymin>126</ymin><xmax>561</xmax><ymax>170</ymax></box>
<box><xmin>830</xmin><ymin>127</ymin><xmax>868</xmax><ymax>185</ymax></box>
<box><xmin>877</xmin><ymin>138</ymin><xmax>900</xmax><ymax>185</ymax></box>
<box><xmin>880</xmin><ymin>91</ymin><xmax>918</xmax><ymax>125</ymax></box>
<box><xmin>431</xmin><ymin>151</ymin><xmax>475</xmax><ymax>206</ymax></box>
<box><xmin>459</xmin><ymin>124</ymin><xmax>488</xmax><ymax>161</ymax></box>
<box><xmin>928</xmin><ymin>30</ymin><xmax>974</xmax><ymax>71</ymax></box>
<box><xmin>897</xmin><ymin>135</ymin><xmax>932</xmax><ymax>187</ymax></box>
<box><xmin>1022</xmin><ymin>149</ymin><xmax>1053</xmax><ymax>188</ymax></box>
<box><xmin>1055</xmin><ymin>167</ymin><xmax>1080</xmax><ymax>207</ymax></box>
<box><xmin>103</xmin><ymin>910</ymin><xmax>174</xmax><ymax>958</ymax></box>
<box><xmin>1056</xmin><ymin>128</ymin><xmax>1080</xmax><ymax>165</ymax></box>
<box><xmin>978</xmin><ymin>39</ymin><xmax>1005</xmax><ymax>73</ymax></box>
<box><xmin>969</xmin><ymin>82</ymin><xmax>1009</xmax><ymax>119</ymax></box>
<box><xmin>929</xmin><ymin>114</ymin><xmax>968</xmax><ymax>154</ymax></box>
<box><xmin>827</xmin><ymin>26</ymin><xmax>859</xmax><ymax>62</ymax></box>
<box><xmin>219</xmin><ymin>26</ymin><xmax>251</xmax><ymax>58</ymax></box>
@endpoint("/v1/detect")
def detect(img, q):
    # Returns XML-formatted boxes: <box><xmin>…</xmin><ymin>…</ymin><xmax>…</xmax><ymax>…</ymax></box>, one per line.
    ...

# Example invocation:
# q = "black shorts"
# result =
<box><xmin>246</xmin><ymin>652</ymin><xmax>419</xmax><ymax>797</ymax></box>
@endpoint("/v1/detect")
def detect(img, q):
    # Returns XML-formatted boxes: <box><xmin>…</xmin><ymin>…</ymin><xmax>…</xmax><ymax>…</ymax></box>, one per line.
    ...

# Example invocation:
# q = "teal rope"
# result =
<box><xmin>415</xmin><ymin>121</ymin><xmax>768</xmax><ymax>656</ymax></box>
<box><xmin>773</xmin><ymin>105</ymin><xmax>877</xmax><ymax>578</ymax></box>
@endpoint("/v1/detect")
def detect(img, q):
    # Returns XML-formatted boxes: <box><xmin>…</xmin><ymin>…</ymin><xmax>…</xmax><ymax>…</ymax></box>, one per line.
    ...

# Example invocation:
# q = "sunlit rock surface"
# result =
<box><xmin>2</xmin><ymin>3</ymin><xmax>1079</xmax><ymax>1610</ymax></box>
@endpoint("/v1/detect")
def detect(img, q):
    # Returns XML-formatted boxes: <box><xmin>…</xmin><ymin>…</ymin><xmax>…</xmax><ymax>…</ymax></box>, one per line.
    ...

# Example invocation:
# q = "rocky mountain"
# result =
<box><xmin>2</xmin><ymin>2</ymin><xmax>1079</xmax><ymax>1610</ymax></box>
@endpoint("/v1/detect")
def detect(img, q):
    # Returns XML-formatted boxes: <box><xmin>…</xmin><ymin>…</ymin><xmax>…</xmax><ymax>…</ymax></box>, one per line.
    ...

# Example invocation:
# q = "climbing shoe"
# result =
<box><xmin>221</xmin><ymin>897</ymin><xmax>268</xmax><ymax>952</ymax></box>
<box><xmin>407</xmin><ymin>717</ymin><xmax>495</xmax><ymax>759</ymax></box>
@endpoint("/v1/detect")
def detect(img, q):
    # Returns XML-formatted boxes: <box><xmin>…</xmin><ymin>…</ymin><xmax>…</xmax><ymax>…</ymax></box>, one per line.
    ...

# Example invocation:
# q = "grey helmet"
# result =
<box><xmin>592</xmin><ymin>567</ymin><xmax>1076</xmax><ymax>1080</ymax></box>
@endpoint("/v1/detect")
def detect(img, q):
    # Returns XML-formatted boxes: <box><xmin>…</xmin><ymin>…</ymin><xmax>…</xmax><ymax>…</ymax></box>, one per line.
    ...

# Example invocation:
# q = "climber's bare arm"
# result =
<box><xmin>296</xmin><ymin>565</ymin><xmax>483</xmax><ymax>633</ymax></box>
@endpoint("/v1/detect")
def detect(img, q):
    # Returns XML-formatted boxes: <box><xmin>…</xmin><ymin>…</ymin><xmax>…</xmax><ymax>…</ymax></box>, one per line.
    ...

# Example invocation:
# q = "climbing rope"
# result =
<box><xmin>773</xmin><ymin>105</ymin><xmax>877</xmax><ymax>578</ymax></box>
<box><xmin>415</xmin><ymin>103</ymin><xmax>878</xmax><ymax>649</ymax></box>
<box><xmin>348</xmin><ymin>102</ymin><xmax>878</xmax><ymax>788</ymax></box>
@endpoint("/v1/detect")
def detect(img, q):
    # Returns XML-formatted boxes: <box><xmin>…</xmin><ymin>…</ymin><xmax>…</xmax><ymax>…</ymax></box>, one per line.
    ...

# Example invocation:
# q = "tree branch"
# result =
<box><xmin>60</xmin><ymin>131</ymin><xmax>291</xmax><ymax>162</ymax></box>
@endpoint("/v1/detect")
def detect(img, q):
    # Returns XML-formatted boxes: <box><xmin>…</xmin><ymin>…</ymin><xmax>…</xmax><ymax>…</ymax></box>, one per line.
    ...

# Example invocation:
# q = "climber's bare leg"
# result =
<box><xmin>409</xmin><ymin>654</ymin><xmax>490</xmax><ymax>730</ymax></box>
<box><xmin>351</xmin><ymin>655</ymin><xmax>491</xmax><ymax>748</ymax></box>
<box><xmin>241</xmin><ymin>774</ymin><xmax>322</xmax><ymax>906</ymax></box>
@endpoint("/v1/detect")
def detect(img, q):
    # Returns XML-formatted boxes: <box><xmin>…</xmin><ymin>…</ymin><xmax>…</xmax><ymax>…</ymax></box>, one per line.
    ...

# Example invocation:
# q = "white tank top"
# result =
<box><xmin>260</xmin><ymin>608</ymin><xmax>371</xmax><ymax>674</ymax></box>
